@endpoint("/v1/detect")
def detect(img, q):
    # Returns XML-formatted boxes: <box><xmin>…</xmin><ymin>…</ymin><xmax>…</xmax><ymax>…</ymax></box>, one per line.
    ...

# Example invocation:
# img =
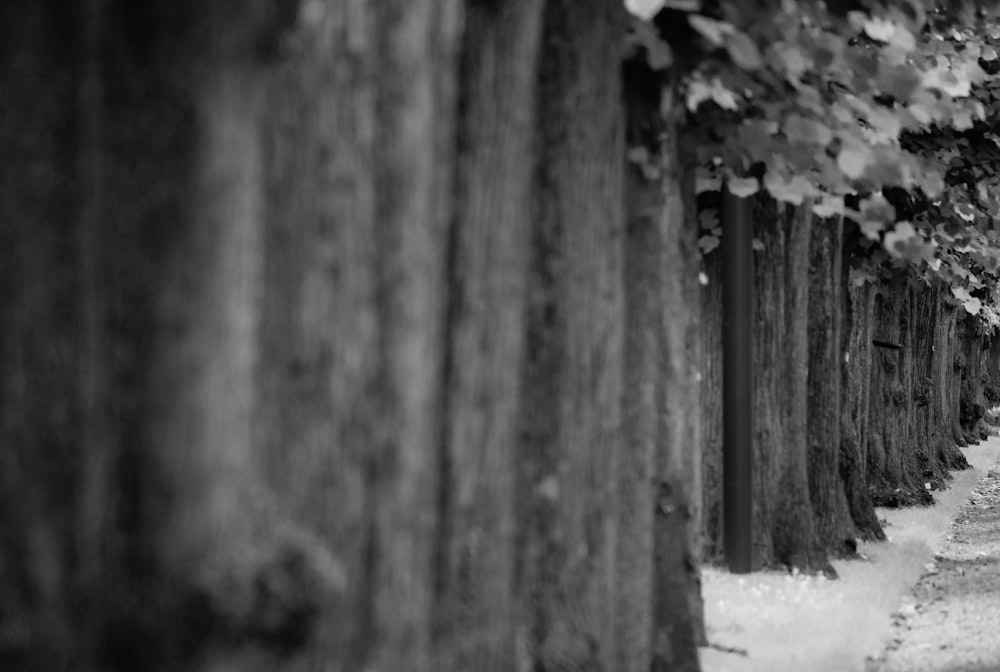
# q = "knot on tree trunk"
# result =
<box><xmin>185</xmin><ymin>522</ymin><xmax>345</xmax><ymax>652</ymax></box>
<box><xmin>912</xmin><ymin>377</ymin><xmax>932</xmax><ymax>406</ymax></box>
<box><xmin>103</xmin><ymin>520</ymin><xmax>345</xmax><ymax>668</ymax></box>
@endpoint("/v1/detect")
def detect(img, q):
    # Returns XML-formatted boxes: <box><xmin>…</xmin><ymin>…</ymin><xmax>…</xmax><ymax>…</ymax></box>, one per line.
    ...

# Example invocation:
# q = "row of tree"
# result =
<box><xmin>1</xmin><ymin>0</ymin><xmax>704</xmax><ymax>670</ymax></box>
<box><xmin>4</xmin><ymin>1</ymin><xmax>1000</xmax><ymax>671</ymax></box>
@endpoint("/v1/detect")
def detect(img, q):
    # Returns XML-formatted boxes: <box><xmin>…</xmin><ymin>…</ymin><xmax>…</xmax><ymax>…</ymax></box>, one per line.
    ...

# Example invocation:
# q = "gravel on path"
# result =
<box><xmin>870</xmin><ymin>458</ymin><xmax>1000</xmax><ymax>672</ymax></box>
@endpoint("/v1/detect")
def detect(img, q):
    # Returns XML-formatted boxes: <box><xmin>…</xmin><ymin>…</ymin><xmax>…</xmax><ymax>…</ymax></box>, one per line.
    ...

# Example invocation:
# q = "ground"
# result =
<box><xmin>699</xmin><ymin>435</ymin><xmax>1000</xmax><ymax>672</ymax></box>
<box><xmin>869</xmin><ymin>455</ymin><xmax>1000</xmax><ymax>671</ymax></box>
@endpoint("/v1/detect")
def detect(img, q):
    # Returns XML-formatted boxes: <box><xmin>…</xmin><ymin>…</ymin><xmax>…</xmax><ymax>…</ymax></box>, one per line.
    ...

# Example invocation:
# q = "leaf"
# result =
<box><xmin>764</xmin><ymin>172</ymin><xmax>812</xmax><ymax>205</ymax></box>
<box><xmin>952</xmin><ymin>286</ymin><xmax>982</xmax><ymax>315</ymax></box>
<box><xmin>952</xmin><ymin>286</ymin><xmax>972</xmax><ymax>302</ymax></box>
<box><xmin>889</xmin><ymin>26</ymin><xmax>916</xmax><ymax>52</ymax></box>
<box><xmin>923</xmin><ymin>67</ymin><xmax>971</xmax><ymax>97</ymax></box>
<box><xmin>688</xmin><ymin>15</ymin><xmax>731</xmax><ymax>46</ymax></box>
<box><xmin>883</xmin><ymin>221</ymin><xmax>917</xmax><ymax>257</ymax></box>
<box><xmin>624</xmin><ymin>0</ymin><xmax>667</xmax><ymax>20</ymax></box>
<box><xmin>908</xmin><ymin>103</ymin><xmax>932</xmax><ymax>125</ymax></box>
<box><xmin>920</xmin><ymin>170</ymin><xmax>946</xmax><ymax>199</ymax></box>
<box><xmin>955</xmin><ymin>201</ymin><xmax>977</xmax><ymax>222</ymax></box>
<box><xmin>685</xmin><ymin>76</ymin><xmax>741</xmax><ymax>111</ymax></box>
<box><xmin>812</xmin><ymin>197</ymin><xmax>844</xmax><ymax>218</ymax></box>
<box><xmin>837</xmin><ymin>146</ymin><xmax>870</xmax><ymax>179</ymax></box>
<box><xmin>726</xmin><ymin>30</ymin><xmax>763</xmax><ymax>70</ymax></box>
<box><xmin>952</xmin><ymin>111</ymin><xmax>974</xmax><ymax>131</ymax></box>
<box><xmin>880</xmin><ymin>66</ymin><xmax>921</xmax><ymax>100</ymax></box>
<box><xmin>783</xmin><ymin>114</ymin><xmax>833</xmax><ymax>146</ymax></box>
<box><xmin>698</xmin><ymin>234</ymin><xmax>720</xmax><ymax>254</ymax></box>
<box><xmin>863</xmin><ymin>16</ymin><xmax>896</xmax><ymax>42</ymax></box>
<box><xmin>849</xmin><ymin>267</ymin><xmax>876</xmax><ymax>287</ymax></box>
<box><xmin>727</xmin><ymin>176</ymin><xmax>760</xmax><ymax>198</ymax></box>
<box><xmin>779</xmin><ymin>46</ymin><xmax>809</xmax><ymax>81</ymax></box>
<box><xmin>859</xmin><ymin>218</ymin><xmax>886</xmax><ymax>240</ymax></box>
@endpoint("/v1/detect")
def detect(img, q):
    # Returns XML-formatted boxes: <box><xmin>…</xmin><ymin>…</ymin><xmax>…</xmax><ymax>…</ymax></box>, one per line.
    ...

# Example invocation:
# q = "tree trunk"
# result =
<box><xmin>929</xmin><ymin>296</ymin><xmax>969</xmax><ymax>468</ymax></box>
<box><xmin>868</xmin><ymin>277</ymin><xmax>931</xmax><ymax>506</ymax></box>
<box><xmin>753</xmin><ymin>199</ymin><xmax>828</xmax><ymax>572</ymax></box>
<box><xmin>699</xmin><ymin>233</ymin><xmax>724</xmax><ymax>560</ymax></box>
<box><xmin>258</xmin><ymin>2</ymin><xmax>461</xmax><ymax>671</ymax></box>
<box><xmin>0</xmin><ymin>3</ymin><xmax>710</xmax><ymax>671</ymax></box>
<box><xmin>518</xmin><ymin>0</ymin><xmax>625</xmax><ymax>668</ymax></box>
<box><xmin>839</xmin><ymin>230</ymin><xmax>884</xmax><ymax>540</ymax></box>
<box><xmin>0</xmin><ymin>3</ymin><xmax>83</xmax><ymax>665</ymax></box>
<box><xmin>807</xmin><ymin>217</ymin><xmax>857</xmax><ymax>556</ymax></box>
<box><xmin>433</xmin><ymin>2</ymin><xmax>543</xmax><ymax>669</ymax></box>
<box><xmin>621</xmin><ymin>63</ymin><xmax>705</xmax><ymax>669</ymax></box>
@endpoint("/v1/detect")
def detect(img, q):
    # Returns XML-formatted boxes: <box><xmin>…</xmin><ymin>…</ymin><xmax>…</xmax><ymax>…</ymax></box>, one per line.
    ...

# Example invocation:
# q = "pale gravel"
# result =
<box><xmin>700</xmin><ymin>435</ymin><xmax>1000</xmax><ymax>672</ymax></box>
<box><xmin>869</xmin><ymin>449</ymin><xmax>1000</xmax><ymax>672</ymax></box>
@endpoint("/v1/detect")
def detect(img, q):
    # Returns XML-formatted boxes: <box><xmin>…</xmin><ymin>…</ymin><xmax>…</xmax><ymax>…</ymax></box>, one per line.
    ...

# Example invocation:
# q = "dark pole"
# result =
<box><xmin>721</xmin><ymin>183</ymin><xmax>753</xmax><ymax>573</ymax></box>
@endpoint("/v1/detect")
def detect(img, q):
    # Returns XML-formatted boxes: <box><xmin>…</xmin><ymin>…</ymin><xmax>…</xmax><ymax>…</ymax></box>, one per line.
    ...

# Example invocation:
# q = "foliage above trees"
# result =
<box><xmin>625</xmin><ymin>0</ymin><xmax>1000</xmax><ymax>328</ymax></box>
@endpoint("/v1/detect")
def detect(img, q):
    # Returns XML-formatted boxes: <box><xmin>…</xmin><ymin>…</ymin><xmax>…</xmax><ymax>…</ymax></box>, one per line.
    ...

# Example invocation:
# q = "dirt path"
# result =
<box><xmin>869</xmin><ymin>459</ymin><xmax>1000</xmax><ymax>671</ymax></box>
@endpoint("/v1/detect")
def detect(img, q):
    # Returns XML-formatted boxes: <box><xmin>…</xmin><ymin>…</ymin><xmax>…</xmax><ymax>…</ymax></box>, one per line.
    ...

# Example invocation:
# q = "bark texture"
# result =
<box><xmin>0</xmin><ymin>3</ymin><xmax>712</xmax><ymax>671</ymax></box>
<box><xmin>807</xmin><ymin>217</ymin><xmax>857</xmax><ymax>556</ymax></box>
<box><xmin>622</xmin><ymin>66</ymin><xmax>706</xmax><ymax>670</ymax></box>
<box><xmin>433</xmin><ymin>3</ymin><xmax>543</xmax><ymax>671</ymax></box>
<box><xmin>752</xmin><ymin>199</ymin><xmax>827</xmax><ymax>572</ymax></box>
<box><xmin>839</xmin><ymin>228</ymin><xmax>885</xmax><ymax>541</ymax></box>
<box><xmin>518</xmin><ymin>1</ymin><xmax>625</xmax><ymax>667</ymax></box>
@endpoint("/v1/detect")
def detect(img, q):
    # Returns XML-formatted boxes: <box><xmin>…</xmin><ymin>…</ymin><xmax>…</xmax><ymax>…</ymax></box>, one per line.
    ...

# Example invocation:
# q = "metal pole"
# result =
<box><xmin>721</xmin><ymin>184</ymin><xmax>753</xmax><ymax>573</ymax></box>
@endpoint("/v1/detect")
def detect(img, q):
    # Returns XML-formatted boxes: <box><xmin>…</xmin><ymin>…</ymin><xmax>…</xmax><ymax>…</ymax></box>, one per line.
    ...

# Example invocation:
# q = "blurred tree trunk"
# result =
<box><xmin>0</xmin><ymin>2</ymin><xmax>83</xmax><ymax>666</ymax></box>
<box><xmin>432</xmin><ymin>1</ymin><xmax>542</xmax><ymax>669</ymax></box>
<box><xmin>0</xmin><ymin>3</ymin><xmax>708</xmax><ymax>671</ymax></box>
<box><xmin>622</xmin><ymin>55</ymin><xmax>704</xmax><ymax>672</ymax></box>
<box><xmin>518</xmin><ymin>1</ymin><xmax>625</xmax><ymax>668</ymax></box>
<box><xmin>258</xmin><ymin>2</ymin><xmax>461</xmax><ymax>671</ymax></box>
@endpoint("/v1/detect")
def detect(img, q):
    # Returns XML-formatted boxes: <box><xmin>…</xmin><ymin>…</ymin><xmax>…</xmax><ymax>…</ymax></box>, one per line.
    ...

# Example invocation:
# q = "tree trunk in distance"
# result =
<box><xmin>753</xmin><ymin>198</ymin><xmax>828</xmax><ymax>572</ymax></box>
<box><xmin>807</xmin><ymin>216</ymin><xmax>856</xmax><ymax>556</ymax></box>
<box><xmin>699</xmin><ymin>232</ymin><xmax>724</xmax><ymax>560</ymax></box>
<box><xmin>868</xmin><ymin>277</ymin><xmax>930</xmax><ymax>506</ymax></box>
<box><xmin>839</xmin><ymin>226</ymin><xmax>884</xmax><ymax>541</ymax></box>
<box><xmin>931</xmin><ymin>296</ymin><xmax>969</xmax><ymax>468</ymax></box>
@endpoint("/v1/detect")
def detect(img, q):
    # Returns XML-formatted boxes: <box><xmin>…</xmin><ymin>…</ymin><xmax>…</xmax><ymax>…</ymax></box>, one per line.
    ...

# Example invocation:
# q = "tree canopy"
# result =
<box><xmin>626</xmin><ymin>0</ymin><xmax>1000</xmax><ymax>329</ymax></box>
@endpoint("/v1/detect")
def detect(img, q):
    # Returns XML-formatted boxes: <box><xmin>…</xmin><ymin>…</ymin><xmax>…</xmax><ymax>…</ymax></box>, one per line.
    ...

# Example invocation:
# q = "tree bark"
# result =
<box><xmin>699</xmin><ymin>232</ymin><xmax>724</xmax><ymax>560</ymax></box>
<box><xmin>0</xmin><ymin>3</ymin><xmax>82</xmax><ymax>665</ymax></box>
<box><xmin>868</xmin><ymin>277</ymin><xmax>931</xmax><ymax>507</ymax></box>
<box><xmin>753</xmin><ymin>199</ymin><xmax>828</xmax><ymax>572</ymax></box>
<box><xmin>259</xmin><ymin>2</ymin><xmax>462</xmax><ymax>671</ymax></box>
<box><xmin>839</xmin><ymin>229</ymin><xmax>884</xmax><ymax>541</ymax></box>
<box><xmin>622</xmin><ymin>60</ymin><xmax>704</xmax><ymax>671</ymax></box>
<box><xmin>518</xmin><ymin>1</ymin><xmax>625</xmax><ymax>667</ymax></box>
<box><xmin>929</xmin><ymin>296</ymin><xmax>969</xmax><ymax>468</ymax></box>
<box><xmin>433</xmin><ymin>2</ymin><xmax>543</xmax><ymax>669</ymax></box>
<box><xmin>807</xmin><ymin>217</ymin><xmax>857</xmax><ymax>556</ymax></box>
